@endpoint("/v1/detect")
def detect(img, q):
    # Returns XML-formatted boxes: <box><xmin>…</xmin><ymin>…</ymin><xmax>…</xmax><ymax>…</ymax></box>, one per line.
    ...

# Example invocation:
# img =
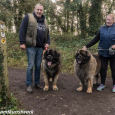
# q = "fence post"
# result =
<box><xmin>0</xmin><ymin>20</ymin><xmax>9</xmax><ymax>97</ymax></box>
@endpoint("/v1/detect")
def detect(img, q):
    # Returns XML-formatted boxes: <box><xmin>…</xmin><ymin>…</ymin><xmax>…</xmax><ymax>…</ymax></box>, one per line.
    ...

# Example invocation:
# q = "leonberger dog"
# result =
<box><xmin>74</xmin><ymin>49</ymin><xmax>101</xmax><ymax>93</ymax></box>
<box><xmin>42</xmin><ymin>49</ymin><xmax>61</xmax><ymax>91</ymax></box>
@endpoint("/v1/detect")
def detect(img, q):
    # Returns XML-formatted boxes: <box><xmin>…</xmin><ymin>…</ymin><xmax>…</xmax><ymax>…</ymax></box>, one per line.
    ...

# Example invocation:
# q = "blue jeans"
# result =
<box><xmin>26</xmin><ymin>47</ymin><xmax>43</xmax><ymax>86</ymax></box>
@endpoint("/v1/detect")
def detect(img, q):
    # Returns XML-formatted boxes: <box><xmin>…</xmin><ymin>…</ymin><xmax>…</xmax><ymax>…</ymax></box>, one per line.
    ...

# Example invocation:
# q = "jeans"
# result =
<box><xmin>26</xmin><ymin>47</ymin><xmax>43</xmax><ymax>86</ymax></box>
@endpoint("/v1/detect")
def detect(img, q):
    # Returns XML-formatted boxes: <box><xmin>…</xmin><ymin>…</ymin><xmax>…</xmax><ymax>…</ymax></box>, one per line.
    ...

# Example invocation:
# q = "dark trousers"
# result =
<box><xmin>100</xmin><ymin>56</ymin><xmax>115</xmax><ymax>85</ymax></box>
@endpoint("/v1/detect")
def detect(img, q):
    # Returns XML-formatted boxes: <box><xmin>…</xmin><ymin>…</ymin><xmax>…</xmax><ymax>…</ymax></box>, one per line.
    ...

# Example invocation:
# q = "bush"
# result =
<box><xmin>0</xmin><ymin>46</ymin><xmax>19</xmax><ymax>111</ymax></box>
<box><xmin>51</xmin><ymin>34</ymin><xmax>98</xmax><ymax>74</ymax></box>
<box><xmin>6</xmin><ymin>33</ymin><xmax>27</xmax><ymax>68</ymax></box>
<box><xmin>6</xmin><ymin>32</ymin><xmax>100</xmax><ymax>74</ymax></box>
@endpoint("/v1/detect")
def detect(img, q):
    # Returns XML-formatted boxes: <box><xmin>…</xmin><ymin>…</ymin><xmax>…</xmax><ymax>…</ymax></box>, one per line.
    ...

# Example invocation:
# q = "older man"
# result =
<box><xmin>19</xmin><ymin>4</ymin><xmax>50</xmax><ymax>93</ymax></box>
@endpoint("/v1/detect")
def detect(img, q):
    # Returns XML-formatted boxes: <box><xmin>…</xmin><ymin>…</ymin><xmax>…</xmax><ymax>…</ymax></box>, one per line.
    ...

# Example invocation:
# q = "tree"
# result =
<box><xmin>88</xmin><ymin>0</ymin><xmax>103</xmax><ymax>36</ymax></box>
<box><xmin>0</xmin><ymin>0</ymin><xmax>115</xmax><ymax>37</ymax></box>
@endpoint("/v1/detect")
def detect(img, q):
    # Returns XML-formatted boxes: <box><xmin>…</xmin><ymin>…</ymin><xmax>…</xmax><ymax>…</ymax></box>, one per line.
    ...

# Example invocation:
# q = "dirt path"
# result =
<box><xmin>8</xmin><ymin>68</ymin><xmax>115</xmax><ymax>115</ymax></box>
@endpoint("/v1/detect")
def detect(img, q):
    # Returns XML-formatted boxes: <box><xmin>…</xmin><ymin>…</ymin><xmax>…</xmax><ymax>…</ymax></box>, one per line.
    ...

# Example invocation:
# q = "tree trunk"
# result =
<box><xmin>71</xmin><ymin>11</ymin><xmax>74</xmax><ymax>34</ymax></box>
<box><xmin>77</xmin><ymin>1</ymin><xmax>87</xmax><ymax>38</ymax></box>
<box><xmin>88</xmin><ymin>0</ymin><xmax>103</xmax><ymax>36</ymax></box>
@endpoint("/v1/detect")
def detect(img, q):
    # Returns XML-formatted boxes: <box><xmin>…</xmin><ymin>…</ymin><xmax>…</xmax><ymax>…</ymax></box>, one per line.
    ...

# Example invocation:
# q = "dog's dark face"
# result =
<box><xmin>44</xmin><ymin>49</ymin><xmax>60</xmax><ymax>66</ymax></box>
<box><xmin>75</xmin><ymin>50</ymin><xmax>90</xmax><ymax>65</ymax></box>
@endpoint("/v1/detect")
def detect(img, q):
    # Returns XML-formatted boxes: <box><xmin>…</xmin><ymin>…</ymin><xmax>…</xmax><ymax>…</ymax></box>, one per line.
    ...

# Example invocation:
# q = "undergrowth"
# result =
<box><xmin>6</xmin><ymin>33</ymin><xmax>27</xmax><ymax>68</ymax></box>
<box><xmin>0</xmin><ymin>46</ymin><xmax>20</xmax><ymax>112</ymax></box>
<box><xmin>6</xmin><ymin>32</ymin><xmax>98</xmax><ymax>74</ymax></box>
<box><xmin>0</xmin><ymin>93</ymin><xmax>20</xmax><ymax>111</ymax></box>
<box><xmin>51</xmin><ymin>34</ymin><xmax>98</xmax><ymax>74</ymax></box>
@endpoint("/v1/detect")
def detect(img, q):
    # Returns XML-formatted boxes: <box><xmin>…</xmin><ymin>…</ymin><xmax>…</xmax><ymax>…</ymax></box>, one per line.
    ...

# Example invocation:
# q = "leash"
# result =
<box><xmin>96</xmin><ymin>49</ymin><xmax>109</xmax><ymax>51</ymax></box>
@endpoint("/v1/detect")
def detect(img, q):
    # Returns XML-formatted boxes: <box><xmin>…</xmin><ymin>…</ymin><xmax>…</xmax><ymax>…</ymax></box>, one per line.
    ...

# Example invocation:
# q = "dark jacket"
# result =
<box><xmin>99</xmin><ymin>23</ymin><xmax>115</xmax><ymax>57</ymax></box>
<box><xmin>19</xmin><ymin>12</ymin><xmax>50</xmax><ymax>48</ymax></box>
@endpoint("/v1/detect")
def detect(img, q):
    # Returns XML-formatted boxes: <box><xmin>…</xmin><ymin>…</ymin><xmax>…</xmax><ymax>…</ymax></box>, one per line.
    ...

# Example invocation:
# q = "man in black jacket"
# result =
<box><xmin>19</xmin><ymin>3</ymin><xmax>50</xmax><ymax>93</ymax></box>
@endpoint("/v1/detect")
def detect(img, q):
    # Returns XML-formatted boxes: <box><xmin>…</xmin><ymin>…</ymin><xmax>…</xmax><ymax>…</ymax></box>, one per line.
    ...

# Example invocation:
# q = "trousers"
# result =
<box><xmin>26</xmin><ymin>47</ymin><xmax>43</xmax><ymax>86</ymax></box>
<box><xmin>100</xmin><ymin>56</ymin><xmax>115</xmax><ymax>85</ymax></box>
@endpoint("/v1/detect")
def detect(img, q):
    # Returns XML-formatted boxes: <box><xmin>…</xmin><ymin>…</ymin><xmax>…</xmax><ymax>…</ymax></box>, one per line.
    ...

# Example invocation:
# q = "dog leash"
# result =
<box><xmin>96</xmin><ymin>49</ymin><xmax>109</xmax><ymax>50</ymax></box>
<box><xmin>97</xmin><ymin>48</ymin><xmax>115</xmax><ymax>55</ymax></box>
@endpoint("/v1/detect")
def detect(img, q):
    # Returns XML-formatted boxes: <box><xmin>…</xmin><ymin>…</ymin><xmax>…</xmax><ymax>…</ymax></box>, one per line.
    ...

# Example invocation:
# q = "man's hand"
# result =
<box><xmin>82</xmin><ymin>46</ymin><xmax>87</xmax><ymax>50</ymax></box>
<box><xmin>20</xmin><ymin>44</ymin><xmax>26</xmax><ymax>50</ymax></box>
<box><xmin>111</xmin><ymin>45</ymin><xmax>115</xmax><ymax>50</ymax></box>
<box><xmin>45</xmin><ymin>44</ymin><xmax>49</xmax><ymax>50</ymax></box>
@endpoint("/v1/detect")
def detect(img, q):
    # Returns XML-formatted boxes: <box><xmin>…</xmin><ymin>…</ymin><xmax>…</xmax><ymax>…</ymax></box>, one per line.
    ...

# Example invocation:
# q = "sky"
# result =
<box><xmin>52</xmin><ymin>0</ymin><xmax>56</xmax><ymax>3</ymax></box>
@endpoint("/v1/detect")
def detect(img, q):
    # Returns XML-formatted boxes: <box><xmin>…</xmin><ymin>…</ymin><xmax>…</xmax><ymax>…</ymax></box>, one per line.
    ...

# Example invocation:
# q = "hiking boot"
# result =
<box><xmin>112</xmin><ymin>85</ymin><xmax>115</xmax><ymax>93</ymax></box>
<box><xmin>27</xmin><ymin>86</ymin><xmax>33</xmax><ymax>93</ymax></box>
<box><xmin>34</xmin><ymin>84</ymin><xmax>43</xmax><ymax>89</ymax></box>
<box><xmin>97</xmin><ymin>84</ymin><xmax>105</xmax><ymax>91</ymax></box>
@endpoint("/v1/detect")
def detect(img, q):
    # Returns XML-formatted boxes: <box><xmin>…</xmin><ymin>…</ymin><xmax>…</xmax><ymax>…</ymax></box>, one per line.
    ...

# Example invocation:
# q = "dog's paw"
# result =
<box><xmin>53</xmin><ymin>85</ymin><xmax>58</xmax><ymax>91</ymax></box>
<box><xmin>76</xmin><ymin>87</ymin><xmax>83</xmax><ymax>91</ymax></box>
<box><xmin>43</xmin><ymin>86</ymin><xmax>49</xmax><ymax>91</ymax></box>
<box><xmin>86</xmin><ymin>88</ymin><xmax>92</xmax><ymax>93</ymax></box>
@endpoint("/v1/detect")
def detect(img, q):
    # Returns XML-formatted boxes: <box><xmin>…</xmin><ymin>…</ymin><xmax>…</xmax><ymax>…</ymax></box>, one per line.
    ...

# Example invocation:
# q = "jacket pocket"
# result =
<box><xmin>26</xmin><ymin>36</ymin><xmax>33</xmax><ymax>46</ymax></box>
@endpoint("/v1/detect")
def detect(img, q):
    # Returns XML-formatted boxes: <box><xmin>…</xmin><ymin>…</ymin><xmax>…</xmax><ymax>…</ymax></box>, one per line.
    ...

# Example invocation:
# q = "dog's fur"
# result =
<box><xmin>92</xmin><ymin>53</ymin><xmax>101</xmax><ymax>84</ymax></box>
<box><xmin>74</xmin><ymin>49</ymin><xmax>101</xmax><ymax>93</ymax></box>
<box><xmin>42</xmin><ymin>49</ymin><xmax>61</xmax><ymax>91</ymax></box>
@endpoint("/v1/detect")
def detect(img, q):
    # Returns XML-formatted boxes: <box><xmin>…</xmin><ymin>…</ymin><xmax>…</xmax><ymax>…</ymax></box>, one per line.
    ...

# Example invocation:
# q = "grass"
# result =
<box><xmin>6</xmin><ymin>32</ymin><xmax>99</xmax><ymax>74</ymax></box>
<box><xmin>6</xmin><ymin>32</ymin><xmax>110</xmax><ymax>74</ymax></box>
<box><xmin>4</xmin><ymin>32</ymin><xmax>111</xmax><ymax>111</ymax></box>
<box><xmin>6</xmin><ymin>33</ymin><xmax>27</xmax><ymax>68</ymax></box>
<box><xmin>0</xmin><ymin>93</ymin><xmax>22</xmax><ymax>115</ymax></box>
<box><xmin>0</xmin><ymin>93</ymin><xmax>18</xmax><ymax>110</ymax></box>
<box><xmin>50</xmin><ymin>34</ymin><xmax>98</xmax><ymax>74</ymax></box>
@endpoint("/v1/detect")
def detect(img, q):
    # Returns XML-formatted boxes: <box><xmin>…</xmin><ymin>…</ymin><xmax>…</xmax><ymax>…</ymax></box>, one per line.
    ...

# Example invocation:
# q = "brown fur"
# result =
<box><xmin>93</xmin><ymin>53</ymin><xmax>101</xmax><ymax>84</ymax></box>
<box><xmin>42</xmin><ymin>49</ymin><xmax>61</xmax><ymax>91</ymax></box>
<box><xmin>74</xmin><ymin>50</ymin><xmax>101</xmax><ymax>93</ymax></box>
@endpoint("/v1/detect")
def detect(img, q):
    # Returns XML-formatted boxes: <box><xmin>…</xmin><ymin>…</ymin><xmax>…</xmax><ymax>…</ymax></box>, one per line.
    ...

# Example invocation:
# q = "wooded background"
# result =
<box><xmin>0</xmin><ymin>0</ymin><xmax>114</xmax><ymax>110</ymax></box>
<box><xmin>0</xmin><ymin>0</ymin><xmax>115</xmax><ymax>38</ymax></box>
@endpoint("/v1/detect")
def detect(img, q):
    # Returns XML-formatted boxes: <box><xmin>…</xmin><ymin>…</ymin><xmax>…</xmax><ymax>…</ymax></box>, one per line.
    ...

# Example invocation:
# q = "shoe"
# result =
<box><xmin>97</xmin><ymin>84</ymin><xmax>105</xmax><ymax>91</ymax></box>
<box><xmin>34</xmin><ymin>84</ymin><xmax>43</xmax><ymax>89</ymax></box>
<box><xmin>27</xmin><ymin>86</ymin><xmax>33</xmax><ymax>93</ymax></box>
<box><xmin>112</xmin><ymin>85</ymin><xmax>115</xmax><ymax>93</ymax></box>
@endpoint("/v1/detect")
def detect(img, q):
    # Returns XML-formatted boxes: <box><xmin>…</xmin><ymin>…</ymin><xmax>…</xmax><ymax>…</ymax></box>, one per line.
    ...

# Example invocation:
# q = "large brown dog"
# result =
<box><xmin>74</xmin><ymin>49</ymin><xmax>101</xmax><ymax>93</ymax></box>
<box><xmin>42</xmin><ymin>49</ymin><xmax>61</xmax><ymax>91</ymax></box>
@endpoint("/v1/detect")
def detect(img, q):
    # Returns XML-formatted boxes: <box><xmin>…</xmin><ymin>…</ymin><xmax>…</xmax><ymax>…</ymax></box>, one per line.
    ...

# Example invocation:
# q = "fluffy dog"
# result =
<box><xmin>42</xmin><ymin>49</ymin><xmax>61</xmax><ymax>91</ymax></box>
<box><xmin>74</xmin><ymin>49</ymin><xmax>101</xmax><ymax>93</ymax></box>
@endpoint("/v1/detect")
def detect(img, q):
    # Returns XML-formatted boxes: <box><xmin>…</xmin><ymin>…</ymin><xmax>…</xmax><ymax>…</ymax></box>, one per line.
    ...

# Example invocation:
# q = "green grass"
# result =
<box><xmin>6</xmin><ymin>32</ymin><xmax>99</xmax><ymax>74</ymax></box>
<box><xmin>6</xmin><ymin>33</ymin><xmax>27</xmax><ymax>68</ymax></box>
<box><xmin>51</xmin><ymin>34</ymin><xmax>98</xmax><ymax>74</ymax></box>
<box><xmin>4</xmin><ymin>32</ymin><xmax>111</xmax><ymax>111</ymax></box>
<box><xmin>0</xmin><ymin>92</ymin><xmax>21</xmax><ymax>114</ymax></box>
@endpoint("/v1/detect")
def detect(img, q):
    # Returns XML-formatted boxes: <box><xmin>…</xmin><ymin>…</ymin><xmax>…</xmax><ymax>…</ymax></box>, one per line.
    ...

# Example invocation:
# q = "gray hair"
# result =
<box><xmin>35</xmin><ymin>4</ymin><xmax>44</xmax><ymax>11</ymax></box>
<box><xmin>107</xmin><ymin>14</ymin><xmax>115</xmax><ymax>21</ymax></box>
